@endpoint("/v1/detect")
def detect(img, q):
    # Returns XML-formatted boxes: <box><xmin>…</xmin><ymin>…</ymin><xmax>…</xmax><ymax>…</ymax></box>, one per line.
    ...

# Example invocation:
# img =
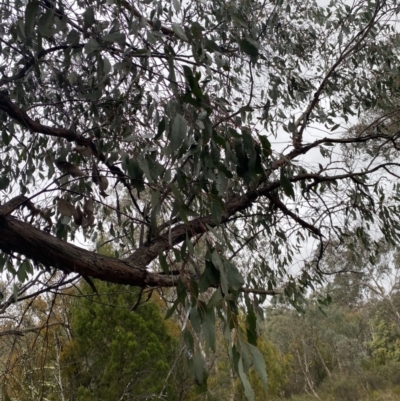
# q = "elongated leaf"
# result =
<box><xmin>68</xmin><ymin>72</ymin><xmax>78</xmax><ymax>85</ymax></box>
<box><xmin>102</xmin><ymin>56</ymin><xmax>112</xmax><ymax>74</ymax></box>
<box><xmin>103</xmin><ymin>32</ymin><xmax>126</xmax><ymax>44</ymax></box>
<box><xmin>225</xmin><ymin>260</ymin><xmax>244</xmax><ymax>289</ymax></box>
<box><xmin>38</xmin><ymin>10</ymin><xmax>53</xmax><ymax>37</ymax></box>
<box><xmin>205</xmin><ymin>39</ymin><xmax>220</xmax><ymax>52</ymax></box>
<box><xmin>192</xmin><ymin>351</ymin><xmax>207</xmax><ymax>385</ymax></box>
<box><xmin>25</xmin><ymin>1</ymin><xmax>39</xmax><ymax>40</ymax></box>
<box><xmin>183</xmin><ymin>65</ymin><xmax>203</xmax><ymax>99</ymax></box>
<box><xmin>239</xmin><ymin>38</ymin><xmax>259</xmax><ymax>57</ymax></box>
<box><xmin>238</xmin><ymin>357</ymin><xmax>254</xmax><ymax>401</ymax></box>
<box><xmin>203</xmin><ymin>307</ymin><xmax>216</xmax><ymax>352</ymax></box>
<box><xmin>171</xmin><ymin>114</ymin><xmax>187</xmax><ymax>152</ymax></box>
<box><xmin>249</xmin><ymin>343</ymin><xmax>268</xmax><ymax>390</ymax></box>
<box><xmin>172</xmin><ymin>23</ymin><xmax>188</xmax><ymax>41</ymax></box>
<box><xmin>172</xmin><ymin>0</ymin><xmax>181</xmax><ymax>13</ymax></box>
<box><xmin>67</xmin><ymin>29</ymin><xmax>80</xmax><ymax>45</ymax></box>
<box><xmin>83</xmin><ymin>6</ymin><xmax>95</xmax><ymax>30</ymax></box>
<box><xmin>280</xmin><ymin>173</ymin><xmax>295</xmax><ymax>199</ymax></box>
<box><xmin>77</xmin><ymin>89</ymin><xmax>102</xmax><ymax>100</ymax></box>
<box><xmin>0</xmin><ymin>176</ymin><xmax>10</xmax><ymax>190</ymax></box>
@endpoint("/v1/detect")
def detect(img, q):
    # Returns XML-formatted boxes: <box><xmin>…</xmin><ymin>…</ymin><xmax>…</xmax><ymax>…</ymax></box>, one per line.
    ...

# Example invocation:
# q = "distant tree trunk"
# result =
<box><xmin>313</xmin><ymin>344</ymin><xmax>332</xmax><ymax>379</ymax></box>
<box><xmin>295</xmin><ymin>346</ymin><xmax>321</xmax><ymax>400</ymax></box>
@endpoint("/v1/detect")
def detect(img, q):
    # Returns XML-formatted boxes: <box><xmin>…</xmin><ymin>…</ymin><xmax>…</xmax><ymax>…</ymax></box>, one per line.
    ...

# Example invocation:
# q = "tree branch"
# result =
<box><xmin>0</xmin><ymin>322</ymin><xmax>64</xmax><ymax>337</ymax></box>
<box><xmin>0</xmin><ymin>210</ymin><xmax>183</xmax><ymax>288</ymax></box>
<box><xmin>266</xmin><ymin>194</ymin><xmax>323</xmax><ymax>238</ymax></box>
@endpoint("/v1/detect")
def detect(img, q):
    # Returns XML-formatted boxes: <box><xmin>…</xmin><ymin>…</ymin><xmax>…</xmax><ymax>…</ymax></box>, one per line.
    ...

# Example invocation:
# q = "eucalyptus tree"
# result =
<box><xmin>1</xmin><ymin>0</ymin><xmax>400</xmax><ymax>397</ymax></box>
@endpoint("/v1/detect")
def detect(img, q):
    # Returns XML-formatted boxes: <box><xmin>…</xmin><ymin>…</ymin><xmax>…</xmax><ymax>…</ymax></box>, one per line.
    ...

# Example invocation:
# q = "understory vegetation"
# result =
<box><xmin>2</xmin><ymin>239</ymin><xmax>400</xmax><ymax>401</ymax></box>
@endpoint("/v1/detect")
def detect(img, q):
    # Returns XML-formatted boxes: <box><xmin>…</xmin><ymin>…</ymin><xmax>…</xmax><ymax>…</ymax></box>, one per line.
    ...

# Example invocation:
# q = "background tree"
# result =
<box><xmin>2</xmin><ymin>0</ymin><xmax>400</xmax><ymax>397</ymax></box>
<box><xmin>0</xmin><ymin>283</ymin><xmax>73</xmax><ymax>401</ymax></box>
<box><xmin>60</xmin><ymin>281</ymin><xmax>179</xmax><ymax>401</ymax></box>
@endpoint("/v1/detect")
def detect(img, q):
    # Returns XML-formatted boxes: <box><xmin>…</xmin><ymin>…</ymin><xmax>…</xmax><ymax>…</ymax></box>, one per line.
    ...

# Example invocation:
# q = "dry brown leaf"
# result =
<box><xmin>57</xmin><ymin>198</ymin><xmax>76</xmax><ymax>218</ymax></box>
<box><xmin>73</xmin><ymin>146</ymin><xmax>92</xmax><ymax>157</ymax></box>
<box><xmin>55</xmin><ymin>160</ymin><xmax>85</xmax><ymax>177</ymax></box>
<box><xmin>73</xmin><ymin>206</ymin><xmax>84</xmax><ymax>225</ymax></box>
<box><xmin>84</xmin><ymin>198</ymin><xmax>94</xmax><ymax>215</ymax></box>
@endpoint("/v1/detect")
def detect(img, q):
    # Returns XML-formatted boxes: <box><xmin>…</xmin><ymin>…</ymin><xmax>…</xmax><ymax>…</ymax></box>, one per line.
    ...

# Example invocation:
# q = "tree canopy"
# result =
<box><xmin>1</xmin><ymin>0</ymin><xmax>400</xmax><ymax>397</ymax></box>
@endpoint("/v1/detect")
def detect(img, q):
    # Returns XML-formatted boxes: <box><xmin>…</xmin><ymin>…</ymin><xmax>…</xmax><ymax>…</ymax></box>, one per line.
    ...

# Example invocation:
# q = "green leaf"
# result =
<box><xmin>258</xmin><ymin>134</ymin><xmax>271</xmax><ymax>155</ymax></box>
<box><xmin>159</xmin><ymin>253</ymin><xmax>169</xmax><ymax>274</ymax></box>
<box><xmin>205</xmin><ymin>40</ymin><xmax>220</xmax><ymax>52</ymax></box>
<box><xmin>172</xmin><ymin>0</ymin><xmax>181</xmax><ymax>13</ymax></box>
<box><xmin>0</xmin><ymin>176</ymin><xmax>10</xmax><ymax>190</ymax></box>
<box><xmin>77</xmin><ymin>89</ymin><xmax>102</xmax><ymax>100</ymax></box>
<box><xmin>249</xmin><ymin>343</ymin><xmax>268</xmax><ymax>390</ymax></box>
<box><xmin>191</xmin><ymin>22</ymin><xmax>203</xmax><ymax>40</ymax></box>
<box><xmin>211</xmin><ymin>199</ymin><xmax>223</xmax><ymax>224</ymax></box>
<box><xmin>246</xmin><ymin>306</ymin><xmax>257</xmax><ymax>346</ymax></box>
<box><xmin>183</xmin><ymin>65</ymin><xmax>203</xmax><ymax>99</ymax></box>
<box><xmin>4</xmin><ymin>389</ymin><xmax>12</xmax><ymax>401</ymax></box>
<box><xmin>84</xmin><ymin>38</ymin><xmax>100</xmax><ymax>54</ymax></box>
<box><xmin>83</xmin><ymin>6</ymin><xmax>95</xmax><ymax>30</ymax></box>
<box><xmin>239</xmin><ymin>38</ymin><xmax>259</xmax><ymax>57</ymax></box>
<box><xmin>192</xmin><ymin>351</ymin><xmax>207</xmax><ymax>386</ymax></box>
<box><xmin>123</xmin><ymin>135</ymin><xmax>136</xmax><ymax>142</ymax></box>
<box><xmin>207</xmin><ymin>288</ymin><xmax>222</xmax><ymax>307</ymax></box>
<box><xmin>165</xmin><ymin>297</ymin><xmax>179</xmax><ymax>319</ymax></box>
<box><xmin>183</xmin><ymin>328</ymin><xmax>194</xmax><ymax>352</ymax></box>
<box><xmin>231</xmin><ymin>13</ymin><xmax>248</xmax><ymax>27</ymax></box>
<box><xmin>225</xmin><ymin>260</ymin><xmax>244</xmax><ymax>289</ymax></box>
<box><xmin>212</xmin><ymin>252</ymin><xmax>228</xmax><ymax>294</ymax></box>
<box><xmin>68</xmin><ymin>72</ymin><xmax>78</xmax><ymax>85</ymax></box>
<box><xmin>38</xmin><ymin>10</ymin><xmax>53</xmax><ymax>37</ymax></box>
<box><xmin>238</xmin><ymin>357</ymin><xmax>254</xmax><ymax>401</ymax></box>
<box><xmin>16</xmin><ymin>18</ymin><xmax>25</xmax><ymax>39</ymax></box>
<box><xmin>2</xmin><ymin>130</ymin><xmax>11</xmax><ymax>146</ymax></box>
<box><xmin>280</xmin><ymin>172</ymin><xmax>295</xmax><ymax>200</ymax></box>
<box><xmin>172</xmin><ymin>23</ymin><xmax>188</xmax><ymax>41</ymax></box>
<box><xmin>25</xmin><ymin>1</ymin><xmax>39</xmax><ymax>40</ymax></box>
<box><xmin>103</xmin><ymin>32</ymin><xmax>126</xmax><ymax>44</ymax></box>
<box><xmin>171</xmin><ymin>114</ymin><xmax>187</xmax><ymax>152</ymax></box>
<box><xmin>12</xmin><ymin>283</ymin><xmax>18</xmax><ymax>302</ymax></box>
<box><xmin>190</xmin><ymin>306</ymin><xmax>202</xmax><ymax>334</ymax></box>
<box><xmin>102</xmin><ymin>56</ymin><xmax>112</xmax><ymax>74</ymax></box>
<box><xmin>155</xmin><ymin>117</ymin><xmax>165</xmax><ymax>140</ymax></box>
<box><xmin>67</xmin><ymin>29</ymin><xmax>80</xmax><ymax>45</ymax></box>
<box><xmin>203</xmin><ymin>307</ymin><xmax>216</xmax><ymax>352</ymax></box>
<box><xmin>17</xmin><ymin>263</ymin><xmax>27</xmax><ymax>282</ymax></box>
<box><xmin>199</xmin><ymin>261</ymin><xmax>220</xmax><ymax>292</ymax></box>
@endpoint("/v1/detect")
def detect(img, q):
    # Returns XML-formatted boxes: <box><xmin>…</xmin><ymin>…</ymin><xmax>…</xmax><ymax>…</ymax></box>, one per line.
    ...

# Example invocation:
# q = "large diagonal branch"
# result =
<box><xmin>0</xmin><ymin>181</ymin><xmax>273</xmax><ymax>286</ymax></box>
<box><xmin>126</xmin><ymin>181</ymin><xmax>280</xmax><ymax>265</ymax></box>
<box><xmin>0</xmin><ymin>214</ymin><xmax>182</xmax><ymax>288</ymax></box>
<box><xmin>0</xmin><ymin>92</ymin><xmax>79</xmax><ymax>142</ymax></box>
<box><xmin>0</xmin><ymin>193</ymin><xmax>281</xmax><ymax>292</ymax></box>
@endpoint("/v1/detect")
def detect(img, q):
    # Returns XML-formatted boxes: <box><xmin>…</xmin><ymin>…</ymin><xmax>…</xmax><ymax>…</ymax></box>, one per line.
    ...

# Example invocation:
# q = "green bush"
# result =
<box><xmin>332</xmin><ymin>378</ymin><xmax>361</xmax><ymax>401</ymax></box>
